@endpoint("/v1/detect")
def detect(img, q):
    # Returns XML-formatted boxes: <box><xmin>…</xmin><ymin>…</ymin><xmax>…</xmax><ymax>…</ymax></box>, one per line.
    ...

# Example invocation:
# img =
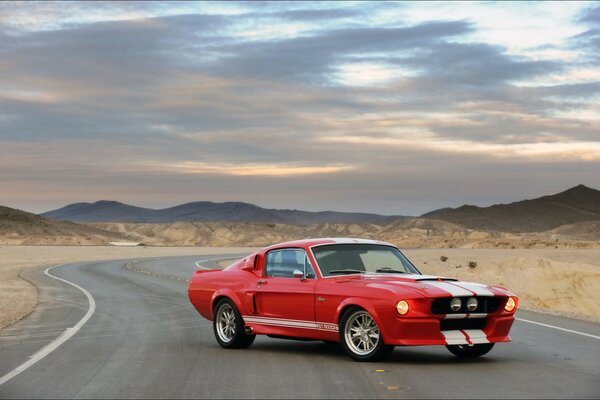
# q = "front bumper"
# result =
<box><xmin>381</xmin><ymin>314</ymin><xmax>515</xmax><ymax>346</ymax></box>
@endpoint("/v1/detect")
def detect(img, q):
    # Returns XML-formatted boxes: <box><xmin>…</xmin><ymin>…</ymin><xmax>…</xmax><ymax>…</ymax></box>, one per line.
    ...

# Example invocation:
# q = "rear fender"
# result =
<box><xmin>211</xmin><ymin>288</ymin><xmax>247</xmax><ymax>320</ymax></box>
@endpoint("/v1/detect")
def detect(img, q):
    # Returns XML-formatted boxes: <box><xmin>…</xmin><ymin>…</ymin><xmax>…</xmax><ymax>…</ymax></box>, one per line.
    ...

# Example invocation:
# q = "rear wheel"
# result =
<box><xmin>213</xmin><ymin>298</ymin><xmax>255</xmax><ymax>349</ymax></box>
<box><xmin>340</xmin><ymin>308</ymin><xmax>394</xmax><ymax>362</ymax></box>
<box><xmin>446</xmin><ymin>343</ymin><xmax>494</xmax><ymax>358</ymax></box>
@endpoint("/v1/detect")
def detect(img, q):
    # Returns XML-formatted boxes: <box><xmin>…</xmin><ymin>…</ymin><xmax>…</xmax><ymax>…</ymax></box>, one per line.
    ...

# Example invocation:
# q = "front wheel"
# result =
<box><xmin>340</xmin><ymin>308</ymin><xmax>394</xmax><ymax>362</ymax></box>
<box><xmin>213</xmin><ymin>299</ymin><xmax>255</xmax><ymax>349</ymax></box>
<box><xmin>446</xmin><ymin>343</ymin><xmax>494</xmax><ymax>358</ymax></box>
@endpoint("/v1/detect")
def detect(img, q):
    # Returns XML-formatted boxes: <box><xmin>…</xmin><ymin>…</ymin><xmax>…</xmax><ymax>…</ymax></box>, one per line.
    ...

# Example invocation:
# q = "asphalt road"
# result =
<box><xmin>0</xmin><ymin>254</ymin><xmax>599</xmax><ymax>399</ymax></box>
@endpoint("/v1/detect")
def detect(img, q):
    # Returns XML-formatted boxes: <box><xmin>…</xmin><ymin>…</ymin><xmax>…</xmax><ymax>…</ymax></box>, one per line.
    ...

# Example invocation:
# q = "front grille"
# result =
<box><xmin>431</xmin><ymin>297</ymin><xmax>501</xmax><ymax>314</ymax></box>
<box><xmin>440</xmin><ymin>318</ymin><xmax>487</xmax><ymax>331</ymax></box>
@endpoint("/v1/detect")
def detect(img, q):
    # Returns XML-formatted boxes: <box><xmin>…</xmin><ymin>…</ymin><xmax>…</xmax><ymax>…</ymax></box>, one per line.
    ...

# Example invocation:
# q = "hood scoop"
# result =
<box><xmin>415</xmin><ymin>277</ymin><xmax>458</xmax><ymax>282</ymax></box>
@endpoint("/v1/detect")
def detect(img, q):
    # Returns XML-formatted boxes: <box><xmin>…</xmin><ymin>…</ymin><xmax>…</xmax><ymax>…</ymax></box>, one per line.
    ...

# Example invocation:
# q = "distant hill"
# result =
<box><xmin>0</xmin><ymin>206</ymin><xmax>128</xmax><ymax>245</ymax></box>
<box><xmin>546</xmin><ymin>220</ymin><xmax>600</xmax><ymax>241</ymax></box>
<box><xmin>41</xmin><ymin>200</ymin><xmax>406</xmax><ymax>225</ymax></box>
<box><xmin>422</xmin><ymin>185</ymin><xmax>600</xmax><ymax>232</ymax></box>
<box><xmin>90</xmin><ymin>218</ymin><xmax>476</xmax><ymax>248</ymax></box>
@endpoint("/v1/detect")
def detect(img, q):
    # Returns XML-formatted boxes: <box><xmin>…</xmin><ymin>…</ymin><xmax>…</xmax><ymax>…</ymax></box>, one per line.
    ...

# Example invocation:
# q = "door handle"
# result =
<box><xmin>257</xmin><ymin>279</ymin><xmax>267</xmax><ymax>287</ymax></box>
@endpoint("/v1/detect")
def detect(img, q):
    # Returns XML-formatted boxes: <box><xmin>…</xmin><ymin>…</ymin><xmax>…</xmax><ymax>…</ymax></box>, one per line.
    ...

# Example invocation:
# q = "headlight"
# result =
<box><xmin>396</xmin><ymin>300</ymin><xmax>409</xmax><ymax>315</ymax></box>
<box><xmin>505</xmin><ymin>297</ymin><xmax>517</xmax><ymax>312</ymax></box>
<box><xmin>466</xmin><ymin>297</ymin><xmax>478</xmax><ymax>311</ymax></box>
<box><xmin>450</xmin><ymin>297</ymin><xmax>462</xmax><ymax>312</ymax></box>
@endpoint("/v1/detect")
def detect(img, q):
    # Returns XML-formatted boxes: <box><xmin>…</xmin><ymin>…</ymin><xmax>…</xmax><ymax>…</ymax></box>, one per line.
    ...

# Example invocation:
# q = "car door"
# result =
<box><xmin>254</xmin><ymin>248</ymin><xmax>317</xmax><ymax>329</ymax></box>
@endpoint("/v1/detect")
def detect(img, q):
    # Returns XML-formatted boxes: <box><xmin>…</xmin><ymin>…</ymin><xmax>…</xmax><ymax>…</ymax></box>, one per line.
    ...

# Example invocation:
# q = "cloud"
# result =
<box><xmin>145</xmin><ymin>161</ymin><xmax>356</xmax><ymax>177</ymax></box>
<box><xmin>320</xmin><ymin>135</ymin><xmax>600</xmax><ymax>162</ymax></box>
<box><xmin>579</xmin><ymin>5</ymin><xmax>600</xmax><ymax>23</ymax></box>
<box><xmin>0</xmin><ymin>3</ymin><xmax>598</xmax><ymax>214</ymax></box>
<box><xmin>573</xmin><ymin>5</ymin><xmax>600</xmax><ymax>60</ymax></box>
<box><xmin>211</xmin><ymin>21</ymin><xmax>472</xmax><ymax>82</ymax></box>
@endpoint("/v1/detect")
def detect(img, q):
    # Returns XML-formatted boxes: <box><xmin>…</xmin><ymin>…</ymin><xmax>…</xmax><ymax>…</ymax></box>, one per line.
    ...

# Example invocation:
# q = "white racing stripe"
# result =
<box><xmin>441</xmin><ymin>330</ymin><xmax>469</xmax><ymax>345</ymax></box>
<box><xmin>451</xmin><ymin>282</ymin><xmax>495</xmax><ymax>297</ymax></box>
<box><xmin>427</xmin><ymin>281</ymin><xmax>473</xmax><ymax>297</ymax></box>
<box><xmin>462</xmin><ymin>329</ymin><xmax>489</xmax><ymax>344</ymax></box>
<box><xmin>0</xmin><ymin>264</ymin><xmax>96</xmax><ymax>387</ymax></box>
<box><xmin>516</xmin><ymin>318</ymin><xmax>600</xmax><ymax>340</ymax></box>
<box><xmin>442</xmin><ymin>329</ymin><xmax>489</xmax><ymax>345</ymax></box>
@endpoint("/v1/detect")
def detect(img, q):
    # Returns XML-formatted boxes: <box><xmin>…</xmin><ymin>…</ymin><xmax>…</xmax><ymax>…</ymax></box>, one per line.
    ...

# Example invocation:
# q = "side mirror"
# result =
<box><xmin>241</xmin><ymin>255</ymin><xmax>257</xmax><ymax>271</ymax></box>
<box><xmin>293</xmin><ymin>270</ymin><xmax>305</xmax><ymax>280</ymax></box>
<box><xmin>303</xmin><ymin>254</ymin><xmax>315</xmax><ymax>279</ymax></box>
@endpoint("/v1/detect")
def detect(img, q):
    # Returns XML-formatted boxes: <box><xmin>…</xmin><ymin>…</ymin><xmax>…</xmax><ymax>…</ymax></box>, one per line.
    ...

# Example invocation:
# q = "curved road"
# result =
<box><xmin>0</xmin><ymin>255</ymin><xmax>599</xmax><ymax>399</ymax></box>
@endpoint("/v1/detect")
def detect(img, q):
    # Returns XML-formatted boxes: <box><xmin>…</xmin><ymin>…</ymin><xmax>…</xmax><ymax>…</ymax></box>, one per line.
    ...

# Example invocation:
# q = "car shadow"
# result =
<box><xmin>246</xmin><ymin>339</ymin><xmax>499</xmax><ymax>365</ymax></box>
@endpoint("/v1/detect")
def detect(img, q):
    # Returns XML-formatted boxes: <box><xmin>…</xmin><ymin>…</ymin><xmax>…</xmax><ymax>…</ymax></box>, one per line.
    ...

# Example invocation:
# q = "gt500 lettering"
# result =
<box><xmin>317</xmin><ymin>323</ymin><xmax>337</xmax><ymax>331</ymax></box>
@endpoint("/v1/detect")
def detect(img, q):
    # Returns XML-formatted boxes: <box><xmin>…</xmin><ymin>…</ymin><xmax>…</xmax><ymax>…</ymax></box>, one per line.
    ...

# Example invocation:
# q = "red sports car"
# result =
<box><xmin>188</xmin><ymin>238</ymin><xmax>518</xmax><ymax>361</ymax></box>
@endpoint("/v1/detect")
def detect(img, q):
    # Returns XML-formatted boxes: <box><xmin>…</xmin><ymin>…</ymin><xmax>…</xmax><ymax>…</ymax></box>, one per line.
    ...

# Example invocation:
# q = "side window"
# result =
<box><xmin>265</xmin><ymin>249</ymin><xmax>315</xmax><ymax>278</ymax></box>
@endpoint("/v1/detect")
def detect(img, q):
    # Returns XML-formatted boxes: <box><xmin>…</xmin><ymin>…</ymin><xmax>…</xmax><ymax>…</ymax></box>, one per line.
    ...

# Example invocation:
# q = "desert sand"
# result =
<box><xmin>1</xmin><ymin>246</ymin><xmax>599</xmax><ymax>331</ymax></box>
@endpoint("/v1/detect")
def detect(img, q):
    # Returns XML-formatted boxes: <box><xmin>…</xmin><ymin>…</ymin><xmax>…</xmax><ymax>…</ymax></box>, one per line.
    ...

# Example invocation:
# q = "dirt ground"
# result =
<box><xmin>1</xmin><ymin>246</ymin><xmax>599</xmax><ymax>330</ymax></box>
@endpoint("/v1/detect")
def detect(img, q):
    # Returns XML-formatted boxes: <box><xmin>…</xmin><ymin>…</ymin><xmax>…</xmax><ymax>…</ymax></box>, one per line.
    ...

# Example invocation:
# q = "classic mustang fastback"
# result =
<box><xmin>188</xmin><ymin>238</ymin><xmax>517</xmax><ymax>361</ymax></box>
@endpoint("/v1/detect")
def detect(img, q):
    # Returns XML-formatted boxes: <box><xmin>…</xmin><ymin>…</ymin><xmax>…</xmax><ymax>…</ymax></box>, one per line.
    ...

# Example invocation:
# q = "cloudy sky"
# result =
<box><xmin>1</xmin><ymin>1</ymin><xmax>599</xmax><ymax>215</ymax></box>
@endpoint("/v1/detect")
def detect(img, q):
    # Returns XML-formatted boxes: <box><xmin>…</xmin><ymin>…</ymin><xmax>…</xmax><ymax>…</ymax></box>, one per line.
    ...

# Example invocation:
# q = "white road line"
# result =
<box><xmin>194</xmin><ymin>260</ymin><xmax>211</xmax><ymax>270</ymax></box>
<box><xmin>516</xmin><ymin>318</ymin><xmax>600</xmax><ymax>340</ymax></box>
<box><xmin>195</xmin><ymin>256</ymin><xmax>235</xmax><ymax>270</ymax></box>
<box><xmin>0</xmin><ymin>264</ymin><xmax>96</xmax><ymax>387</ymax></box>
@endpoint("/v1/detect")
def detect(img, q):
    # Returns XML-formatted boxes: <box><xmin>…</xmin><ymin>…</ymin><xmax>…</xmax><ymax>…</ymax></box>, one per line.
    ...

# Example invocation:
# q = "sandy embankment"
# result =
<box><xmin>405</xmin><ymin>249</ymin><xmax>600</xmax><ymax>323</ymax></box>
<box><xmin>1</xmin><ymin>247</ymin><xmax>599</xmax><ymax>330</ymax></box>
<box><xmin>0</xmin><ymin>246</ymin><xmax>256</xmax><ymax>330</ymax></box>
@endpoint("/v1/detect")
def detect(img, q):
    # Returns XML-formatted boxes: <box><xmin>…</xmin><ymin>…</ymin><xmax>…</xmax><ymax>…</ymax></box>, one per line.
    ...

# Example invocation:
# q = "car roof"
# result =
<box><xmin>263</xmin><ymin>237</ymin><xmax>395</xmax><ymax>251</ymax></box>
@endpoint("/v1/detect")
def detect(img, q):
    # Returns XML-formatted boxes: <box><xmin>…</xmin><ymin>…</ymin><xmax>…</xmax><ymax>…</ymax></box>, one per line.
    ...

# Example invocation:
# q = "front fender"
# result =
<box><xmin>337</xmin><ymin>297</ymin><xmax>383</xmax><ymax>328</ymax></box>
<box><xmin>336</xmin><ymin>297</ymin><xmax>398</xmax><ymax>343</ymax></box>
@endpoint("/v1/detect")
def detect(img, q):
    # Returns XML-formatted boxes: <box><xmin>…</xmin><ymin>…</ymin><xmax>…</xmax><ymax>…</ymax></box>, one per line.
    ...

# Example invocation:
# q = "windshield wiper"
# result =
<box><xmin>329</xmin><ymin>269</ymin><xmax>366</xmax><ymax>275</ymax></box>
<box><xmin>375</xmin><ymin>267</ymin><xmax>407</xmax><ymax>274</ymax></box>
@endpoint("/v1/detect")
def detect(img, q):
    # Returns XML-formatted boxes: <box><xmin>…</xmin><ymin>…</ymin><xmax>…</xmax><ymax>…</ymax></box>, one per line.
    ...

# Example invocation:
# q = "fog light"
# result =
<box><xmin>466</xmin><ymin>297</ymin><xmax>478</xmax><ymax>311</ymax></box>
<box><xmin>396</xmin><ymin>300</ymin><xmax>409</xmax><ymax>315</ymax></box>
<box><xmin>505</xmin><ymin>297</ymin><xmax>517</xmax><ymax>312</ymax></box>
<box><xmin>450</xmin><ymin>297</ymin><xmax>462</xmax><ymax>312</ymax></box>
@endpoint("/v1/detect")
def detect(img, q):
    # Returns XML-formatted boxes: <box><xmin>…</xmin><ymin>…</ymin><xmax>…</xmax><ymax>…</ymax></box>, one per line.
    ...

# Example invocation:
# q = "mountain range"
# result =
<box><xmin>422</xmin><ymin>184</ymin><xmax>600</xmax><ymax>232</ymax></box>
<box><xmin>2</xmin><ymin>184</ymin><xmax>600</xmax><ymax>247</ymax></box>
<box><xmin>41</xmin><ymin>200</ymin><xmax>406</xmax><ymax>225</ymax></box>
<box><xmin>26</xmin><ymin>184</ymin><xmax>600</xmax><ymax>233</ymax></box>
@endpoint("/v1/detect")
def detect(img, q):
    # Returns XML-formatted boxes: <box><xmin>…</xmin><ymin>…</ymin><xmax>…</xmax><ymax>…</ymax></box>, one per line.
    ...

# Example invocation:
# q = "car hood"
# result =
<box><xmin>329</xmin><ymin>273</ymin><xmax>514</xmax><ymax>298</ymax></box>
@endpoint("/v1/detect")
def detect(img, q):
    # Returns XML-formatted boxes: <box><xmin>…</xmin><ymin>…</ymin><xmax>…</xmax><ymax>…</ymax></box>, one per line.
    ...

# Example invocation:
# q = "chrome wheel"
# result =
<box><xmin>216</xmin><ymin>303</ymin><xmax>236</xmax><ymax>343</ymax></box>
<box><xmin>344</xmin><ymin>311</ymin><xmax>380</xmax><ymax>356</ymax></box>
<box><xmin>212</xmin><ymin>299</ymin><xmax>255</xmax><ymax>349</ymax></box>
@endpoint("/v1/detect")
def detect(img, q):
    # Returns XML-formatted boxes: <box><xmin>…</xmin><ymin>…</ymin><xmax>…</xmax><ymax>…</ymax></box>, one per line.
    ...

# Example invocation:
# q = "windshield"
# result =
<box><xmin>311</xmin><ymin>244</ymin><xmax>420</xmax><ymax>277</ymax></box>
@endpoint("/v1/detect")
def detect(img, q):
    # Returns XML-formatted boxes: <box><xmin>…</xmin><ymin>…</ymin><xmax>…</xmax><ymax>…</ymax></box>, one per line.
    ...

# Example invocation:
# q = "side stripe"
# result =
<box><xmin>243</xmin><ymin>316</ymin><xmax>338</xmax><ymax>332</ymax></box>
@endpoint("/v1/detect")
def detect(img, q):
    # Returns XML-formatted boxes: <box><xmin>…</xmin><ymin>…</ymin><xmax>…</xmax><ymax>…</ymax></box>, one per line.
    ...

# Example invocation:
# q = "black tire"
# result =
<box><xmin>339</xmin><ymin>307</ymin><xmax>394</xmax><ymax>362</ymax></box>
<box><xmin>446</xmin><ymin>343</ymin><xmax>494</xmax><ymax>358</ymax></box>
<box><xmin>213</xmin><ymin>298</ymin><xmax>255</xmax><ymax>349</ymax></box>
